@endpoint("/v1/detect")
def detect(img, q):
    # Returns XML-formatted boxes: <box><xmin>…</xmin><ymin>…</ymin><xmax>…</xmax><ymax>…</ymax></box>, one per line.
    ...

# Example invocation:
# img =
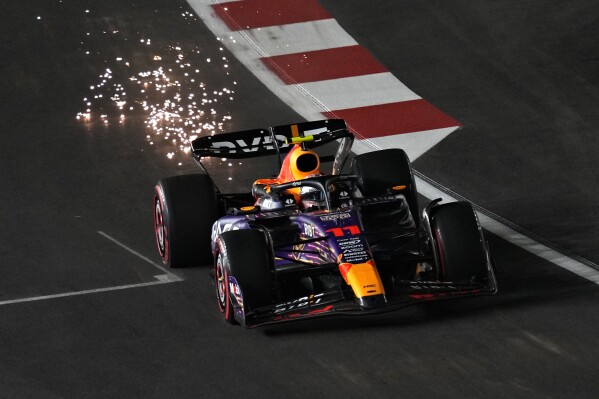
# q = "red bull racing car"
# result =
<box><xmin>153</xmin><ymin>119</ymin><xmax>497</xmax><ymax>327</ymax></box>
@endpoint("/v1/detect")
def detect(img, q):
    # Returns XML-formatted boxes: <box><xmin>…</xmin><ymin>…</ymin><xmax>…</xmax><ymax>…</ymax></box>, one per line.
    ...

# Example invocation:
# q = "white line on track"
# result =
<box><xmin>0</xmin><ymin>279</ymin><xmax>179</xmax><ymax>306</ymax></box>
<box><xmin>97</xmin><ymin>231</ymin><xmax>180</xmax><ymax>279</ymax></box>
<box><xmin>0</xmin><ymin>232</ymin><xmax>182</xmax><ymax>306</ymax></box>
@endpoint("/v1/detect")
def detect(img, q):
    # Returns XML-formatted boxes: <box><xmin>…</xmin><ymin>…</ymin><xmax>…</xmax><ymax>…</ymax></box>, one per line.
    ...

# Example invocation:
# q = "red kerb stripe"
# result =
<box><xmin>261</xmin><ymin>45</ymin><xmax>388</xmax><ymax>84</ymax></box>
<box><xmin>212</xmin><ymin>0</ymin><xmax>331</xmax><ymax>31</ymax></box>
<box><xmin>324</xmin><ymin>101</ymin><xmax>460</xmax><ymax>138</ymax></box>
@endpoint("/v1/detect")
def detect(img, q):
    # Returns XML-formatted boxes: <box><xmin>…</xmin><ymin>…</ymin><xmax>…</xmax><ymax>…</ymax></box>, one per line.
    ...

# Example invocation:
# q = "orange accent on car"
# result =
<box><xmin>339</xmin><ymin>262</ymin><xmax>353</xmax><ymax>284</ymax></box>
<box><xmin>291</xmin><ymin>124</ymin><xmax>300</xmax><ymax>138</ymax></box>
<box><xmin>253</xmin><ymin>144</ymin><xmax>321</xmax><ymax>202</ymax></box>
<box><xmin>343</xmin><ymin>260</ymin><xmax>385</xmax><ymax>298</ymax></box>
<box><xmin>254</xmin><ymin>146</ymin><xmax>311</xmax><ymax>187</ymax></box>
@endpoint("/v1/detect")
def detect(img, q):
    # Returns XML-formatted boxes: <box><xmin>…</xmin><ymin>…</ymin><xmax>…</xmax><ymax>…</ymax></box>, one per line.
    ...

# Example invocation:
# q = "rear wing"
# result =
<box><xmin>191</xmin><ymin>119</ymin><xmax>352</xmax><ymax>159</ymax></box>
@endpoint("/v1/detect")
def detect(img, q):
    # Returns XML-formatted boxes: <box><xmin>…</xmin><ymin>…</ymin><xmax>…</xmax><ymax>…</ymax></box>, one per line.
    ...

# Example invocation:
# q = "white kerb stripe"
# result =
<box><xmin>293</xmin><ymin>72</ymin><xmax>421</xmax><ymax>111</ymax></box>
<box><xmin>241</xmin><ymin>19</ymin><xmax>357</xmax><ymax>57</ymax></box>
<box><xmin>353</xmin><ymin>127</ymin><xmax>458</xmax><ymax>161</ymax></box>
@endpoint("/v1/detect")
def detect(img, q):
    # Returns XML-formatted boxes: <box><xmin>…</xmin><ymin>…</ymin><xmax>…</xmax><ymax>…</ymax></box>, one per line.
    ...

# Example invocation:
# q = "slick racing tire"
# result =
<box><xmin>215</xmin><ymin>230</ymin><xmax>273</xmax><ymax>325</ymax></box>
<box><xmin>429</xmin><ymin>202</ymin><xmax>489</xmax><ymax>284</ymax></box>
<box><xmin>153</xmin><ymin>174</ymin><xmax>220</xmax><ymax>268</ymax></box>
<box><xmin>351</xmin><ymin>148</ymin><xmax>420</xmax><ymax>226</ymax></box>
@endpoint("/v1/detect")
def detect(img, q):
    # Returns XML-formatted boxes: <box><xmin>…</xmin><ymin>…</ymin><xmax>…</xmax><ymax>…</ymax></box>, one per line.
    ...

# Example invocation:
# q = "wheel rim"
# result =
<box><xmin>154</xmin><ymin>197</ymin><xmax>166</xmax><ymax>256</ymax></box>
<box><xmin>215</xmin><ymin>253</ymin><xmax>227</xmax><ymax>312</ymax></box>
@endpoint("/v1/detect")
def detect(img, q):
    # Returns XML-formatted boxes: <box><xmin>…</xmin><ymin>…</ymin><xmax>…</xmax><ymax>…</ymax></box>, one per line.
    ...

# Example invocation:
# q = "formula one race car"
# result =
<box><xmin>153</xmin><ymin>119</ymin><xmax>497</xmax><ymax>327</ymax></box>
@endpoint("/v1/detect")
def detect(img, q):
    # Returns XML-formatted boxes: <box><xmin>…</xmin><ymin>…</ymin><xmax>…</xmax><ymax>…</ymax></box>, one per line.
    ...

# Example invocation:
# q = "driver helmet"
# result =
<box><xmin>299</xmin><ymin>175</ymin><xmax>325</xmax><ymax>211</ymax></box>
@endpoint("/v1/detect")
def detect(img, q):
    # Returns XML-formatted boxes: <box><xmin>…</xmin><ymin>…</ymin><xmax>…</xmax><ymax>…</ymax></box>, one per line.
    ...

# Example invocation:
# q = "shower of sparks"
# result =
<box><xmin>76</xmin><ymin>10</ymin><xmax>235</xmax><ymax>164</ymax></box>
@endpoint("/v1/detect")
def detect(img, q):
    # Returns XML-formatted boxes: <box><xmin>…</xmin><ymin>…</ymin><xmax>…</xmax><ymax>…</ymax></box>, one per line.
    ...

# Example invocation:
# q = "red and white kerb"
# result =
<box><xmin>187</xmin><ymin>0</ymin><xmax>460</xmax><ymax>160</ymax></box>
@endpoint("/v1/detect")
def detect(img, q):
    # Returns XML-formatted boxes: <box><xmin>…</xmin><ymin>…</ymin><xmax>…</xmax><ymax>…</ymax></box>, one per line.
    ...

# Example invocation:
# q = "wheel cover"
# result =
<box><xmin>154</xmin><ymin>197</ymin><xmax>166</xmax><ymax>256</ymax></box>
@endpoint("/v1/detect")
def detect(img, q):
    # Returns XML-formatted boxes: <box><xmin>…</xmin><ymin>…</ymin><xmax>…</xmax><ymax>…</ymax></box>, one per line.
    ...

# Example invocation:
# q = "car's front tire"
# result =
<box><xmin>429</xmin><ymin>201</ymin><xmax>490</xmax><ymax>284</ymax></box>
<box><xmin>215</xmin><ymin>230</ymin><xmax>273</xmax><ymax>325</ymax></box>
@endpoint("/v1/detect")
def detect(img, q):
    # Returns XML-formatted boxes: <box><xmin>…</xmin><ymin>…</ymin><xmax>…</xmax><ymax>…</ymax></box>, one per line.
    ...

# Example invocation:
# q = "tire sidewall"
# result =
<box><xmin>153</xmin><ymin>183</ymin><xmax>172</xmax><ymax>266</ymax></box>
<box><xmin>430</xmin><ymin>202</ymin><xmax>488</xmax><ymax>283</ymax></box>
<box><xmin>215</xmin><ymin>246</ymin><xmax>235</xmax><ymax>323</ymax></box>
<box><xmin>153</xmin><ymin>174</ymin><xmax>221</xmax><ymax>268</ymax></box>
<box><xmin>214</xmin><ymin>230</ymin><xmax>273</xmax><ymax>324</ymax></box>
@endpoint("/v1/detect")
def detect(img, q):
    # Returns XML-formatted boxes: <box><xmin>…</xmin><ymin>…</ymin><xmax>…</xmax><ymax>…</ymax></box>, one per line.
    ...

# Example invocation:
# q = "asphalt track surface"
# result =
<box><xmin>1</xmin><ymin>1</ymin><xmax>598</xmax><ymax>398</ymax></box>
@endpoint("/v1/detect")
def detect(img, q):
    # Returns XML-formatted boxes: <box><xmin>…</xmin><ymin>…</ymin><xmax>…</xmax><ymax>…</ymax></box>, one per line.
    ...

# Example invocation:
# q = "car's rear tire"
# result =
<box><xmin>430</xmin><ymin>202</ymin><xmax>489</xmax><ymax>284</ymax></box>
<box><xmin>215</xmin><ymin>230</ymin><xmax>273</xmax><ymax>325</ymax></box>
<box><xmin>351</xmin><ymin>148</ymin><xmax>420</xmax><ymax>226</ymax></box>
<box><xmin>153</xmin><ymin>174</ymin><xmax>220</xmax><ymax>268</ymax></box>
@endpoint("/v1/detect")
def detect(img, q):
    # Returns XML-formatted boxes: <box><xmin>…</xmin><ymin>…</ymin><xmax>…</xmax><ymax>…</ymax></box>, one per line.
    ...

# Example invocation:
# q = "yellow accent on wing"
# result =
<box><xmin>286</xmin><ymin>135</ymin><xmax>314</xmax><ymax>144</ymax></box>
